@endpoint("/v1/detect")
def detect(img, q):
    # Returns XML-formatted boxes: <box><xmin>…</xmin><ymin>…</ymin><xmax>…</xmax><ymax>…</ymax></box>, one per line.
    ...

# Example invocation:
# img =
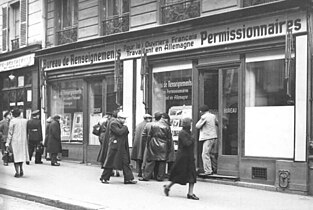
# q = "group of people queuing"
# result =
<box><xmin>0</xmin><ymin>107</ymin><xmax>62</xmax><ymax>178</ymax></box>
<box><xmin>130</xmin><ymin>105</ymin><xmax>218</xmax><ymax>200</ymax></box>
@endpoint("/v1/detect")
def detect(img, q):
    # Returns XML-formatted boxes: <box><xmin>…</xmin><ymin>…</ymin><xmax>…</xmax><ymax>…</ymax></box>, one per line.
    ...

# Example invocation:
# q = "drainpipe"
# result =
<box><xmin>306</xmin><ymin>1</ymin><xmax>313</xmax><ymax>195</ymax></box>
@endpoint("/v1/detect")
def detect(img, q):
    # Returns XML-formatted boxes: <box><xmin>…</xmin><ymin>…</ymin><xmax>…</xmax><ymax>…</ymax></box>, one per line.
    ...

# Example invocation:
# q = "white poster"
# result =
<box><xmin>89</xmin><ymin>113</ymin><xmax>102</xmax><ymax>145</ymax></box>
<box><xmin>72</xmin><ymin>112</ymin><xmax>83</xmax><ymax>142</ymax></box>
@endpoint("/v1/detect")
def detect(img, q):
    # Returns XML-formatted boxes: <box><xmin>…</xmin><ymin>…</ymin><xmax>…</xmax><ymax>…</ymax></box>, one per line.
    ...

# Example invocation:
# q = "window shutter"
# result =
<box><xmin>2</xmin><ymin>6</ymin><xmax>8</xmax><ymax>51</ymax></box>
<box><xmin>20</xmin><ymin>0</ymin><xmax>28</xmax><ymax>46</ymax></box>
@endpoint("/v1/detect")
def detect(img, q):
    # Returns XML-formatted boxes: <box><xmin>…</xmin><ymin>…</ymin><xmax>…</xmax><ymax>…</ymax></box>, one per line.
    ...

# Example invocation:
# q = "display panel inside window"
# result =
<box><xmin>152</xmin><ymin>69</ymin><xmax>192</xmax><ymax>148</ymax></box>
<box><xmin>246</xmin><ymin>59</ymin><xmax>295</xmax><ymax>107</ymax></box>
<box><xmin>50</xmin><ymin>80</ymin><xmax>83</xmax><ymax>143</ymax></box>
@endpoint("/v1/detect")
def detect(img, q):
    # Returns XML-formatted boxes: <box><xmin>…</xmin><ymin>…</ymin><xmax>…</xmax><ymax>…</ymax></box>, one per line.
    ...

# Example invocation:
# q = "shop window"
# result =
<box><xmin>161</xmin><ymin>0</ymin><xmax>200</xmax><ymax>24</ymax></box>
<box><xmin>50</xmin><ymin>80</ymin><xmax>83</xmax><ymax>143</ymax></box>
<box><xmin>101</xmin><ymin>0</ymin><xmax>130</xmax><ymax>36</ymax></box>
<box><xmin>152</xmin><ymin>69</ymin><xmax>192</xmax><ymax>149</ymax></box>
<box><xmin>245</xmin><ymin>57</ymin><xmax>295</xmax><ymax>158</ymax></box>
<box><xmin>55</xmin><ymin>0</ymin><xmax>78</xmax><ymax>45</ymax></box>
<box><xmin>106</xmin><ymin>74</ymin><xmax>122</xmax><ymax>113</ymax></box>
<box><xmin>246</xmin><ymin>59</ymin><xmax>295</xmax><ymax>107</ymax></box>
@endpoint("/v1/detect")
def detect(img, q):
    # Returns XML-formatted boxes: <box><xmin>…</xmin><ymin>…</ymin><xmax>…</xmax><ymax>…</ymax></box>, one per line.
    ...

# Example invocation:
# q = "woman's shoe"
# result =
<box><xmin>163</xmin><ymin>185</ymin><xmax>170</xmax><ymax>196</ymax></box>
<box><xmin>187</xmin><ymin>194</ymin><xmax>199</xmax><ymax>200</ymax></box>
<box><xmin>100</xmin><ymin>178</ymin><xmax>109</xmax><ymax>184</ymax></box>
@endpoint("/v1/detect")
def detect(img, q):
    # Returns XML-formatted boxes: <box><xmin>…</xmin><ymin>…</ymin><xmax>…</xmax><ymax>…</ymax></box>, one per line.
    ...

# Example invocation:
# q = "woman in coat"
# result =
<box><xmin>6</xmin><ymin>108</ymin><xmax>29</xmax><ymax>177</ymax></box>
<box><xmin>163</xmin><ymin>117</ymin><xmax>199</xmax><ymax>200</ymax></box>
<box><xmin>47</xmin><ymin>115</ymin><xmax>62</xmax><ymax>166</ymax></box>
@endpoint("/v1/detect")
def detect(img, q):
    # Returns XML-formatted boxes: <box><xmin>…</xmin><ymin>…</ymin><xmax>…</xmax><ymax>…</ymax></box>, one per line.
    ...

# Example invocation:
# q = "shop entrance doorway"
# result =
<box><xmin>199</xmin><ymin>66</ymin><xmax>239</xmax><ymax>176</ymax></box>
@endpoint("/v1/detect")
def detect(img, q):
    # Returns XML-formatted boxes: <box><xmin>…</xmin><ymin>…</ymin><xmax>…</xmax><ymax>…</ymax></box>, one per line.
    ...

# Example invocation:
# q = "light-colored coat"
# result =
<box><xmin>7</xmin><ymin>117</ymin><xmax>30</xmax><ymax>163</ymax></box>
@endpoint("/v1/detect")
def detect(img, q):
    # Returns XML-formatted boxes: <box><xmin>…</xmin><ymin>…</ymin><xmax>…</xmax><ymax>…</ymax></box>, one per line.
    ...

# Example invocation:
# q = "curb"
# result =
<box><xmin>0</xmin><ymin>188</ymin><xmax>106</xmax><ymax>210</ymax></box>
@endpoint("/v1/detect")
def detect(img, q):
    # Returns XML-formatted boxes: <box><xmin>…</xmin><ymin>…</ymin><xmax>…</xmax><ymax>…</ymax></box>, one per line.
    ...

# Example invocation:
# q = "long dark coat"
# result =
<box><xmin>46</xmin><ymin>119</ymin><xmax>62</xmax><ymax>154</ymax></box>
<box><xmin>169</xmin><ymin>128</ymin><xmax>197</xmax><ymax>185</ymax></box>
<box><xmin>130</xmin><ymin>120</ymin><xmax>148</xmax><ymax>161</ymax></box>
<box><xmin>27</xmin><ymin>118</ymin><xmax>43</xmax><ymax>142</ymax></box>
<box><xmin>103</xmin><ymin>119</ymin><xmax>130</xmax><ymax>170</ymax></box>
<box><xmin>145</xmin><ymin>119</ymin><xmax>173</xmax><ymax>161</ymax></box>
<box><xmin>97</xmin><ymin>119</ymin><xmax>112</xmax><ymax>164</ymax></box>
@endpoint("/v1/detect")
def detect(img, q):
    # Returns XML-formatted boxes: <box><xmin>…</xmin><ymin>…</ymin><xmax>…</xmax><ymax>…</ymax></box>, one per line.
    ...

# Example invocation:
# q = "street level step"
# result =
<box><xmin>198</xmin><ymin>173</ymin><xmax>240</xmax><ymax>181</ymax></box>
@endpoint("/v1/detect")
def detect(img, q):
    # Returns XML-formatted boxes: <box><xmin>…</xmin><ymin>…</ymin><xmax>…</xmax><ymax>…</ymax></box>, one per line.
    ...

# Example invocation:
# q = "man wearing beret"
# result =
<box><xmin>27</xmin><ymin>110</ymin><xmax>43</xmax><ymax>164</ymax></box>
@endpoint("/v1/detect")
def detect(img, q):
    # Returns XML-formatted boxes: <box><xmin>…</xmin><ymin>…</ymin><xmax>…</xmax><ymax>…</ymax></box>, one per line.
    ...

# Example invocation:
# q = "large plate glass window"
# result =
<box><xmin>50</xmin><ymin>79</ymin><xmax>83</xmax><ymax>143</ymax></box>
<box><xmin>245</xmin><ymin>51</ymin><xmax>295</xmax><ymax>158</ymax></box>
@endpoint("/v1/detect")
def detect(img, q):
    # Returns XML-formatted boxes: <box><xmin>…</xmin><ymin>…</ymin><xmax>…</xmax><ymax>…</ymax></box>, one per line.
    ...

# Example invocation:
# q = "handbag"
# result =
<box><xmin>2</xmin><ymin>146</ymin><xmax>14</xmax><ymax>163</ymax></box>
<box><xmin>36</xmin><ymin>143</ymin><xmax>44</xmax><ymax>155</ymax></box>
<box><xmin>92</xmin><ymin>123</ymin><xmax>101</xmax><ymax>136</ymax></box>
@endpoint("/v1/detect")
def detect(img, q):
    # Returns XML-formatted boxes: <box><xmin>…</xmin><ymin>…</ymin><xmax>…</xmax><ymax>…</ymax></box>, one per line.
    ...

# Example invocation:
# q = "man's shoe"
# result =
<box><xmin>139</xmin><ymin>178</ymin><xmax>149</xmax><ymax>181</ymax></box>
<box><xmin>20</xmin><ymin>171</ymin><xmax>24</xmax><ymax>177</ymax></box>
<box><xmin>26</xmin><ymin>161</ymin><xmax>30</xmax><ymax>165</ymax></box>
<box><xmin>115</xmin><ymin>171</ymin><xmax>120</xmax><ymax>177</ymax></box>
<box><xmin>163</xmin><ymin>185</ymin><xmax>170</xmax><ymax>196</ymax></box>
<box><xmin>124</xmin><ymin>180</ymin><xmax>137</xmax><ymax>184</ymax></box>
<box><xmin>35</xmin><ymin>161</ymin><xmax>43</xmax><ymax>164</ymax></box>
<box><xmin>51</xmin><ymin>163</ymin><xmax>60</xmax><ymax>166</ymax></box>
<box><xmin>14</xmin><ymin>173</ymin><xmax>20</xmax><ymax>178</ymax></box>
<box><xmin>3</xmin><ymin>162</ymin><xmax>8</xmax><ymax>166</ymax></box>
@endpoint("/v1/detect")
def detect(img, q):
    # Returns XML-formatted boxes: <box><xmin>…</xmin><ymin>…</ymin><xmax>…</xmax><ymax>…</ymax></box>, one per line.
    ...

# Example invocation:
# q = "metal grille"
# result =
<box><xmin>252</xmin><ymin>167</ymin><xmax>267</xmax><ymax>180</ymax></box>
<box><xmin>161</xmin><ymin>0</ymin><xmax>200</xmax><ymax>24</ymax></box>
<box><xmin>62</xmin><ymin>149</ymin><xmax>69</xmax><ymax>157</ymax></box>
<box><xmin>243</xmin><ymin>0</ymin><xmax>279</xmax><ymax>7</ymax></box>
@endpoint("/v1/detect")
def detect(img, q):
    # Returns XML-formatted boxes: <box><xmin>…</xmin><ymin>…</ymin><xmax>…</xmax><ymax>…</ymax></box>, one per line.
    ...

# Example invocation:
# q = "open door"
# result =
<box><xmin>199</xmin><ymin>66</ymin><xmax>239</xmax><ymax>177</ymax></box>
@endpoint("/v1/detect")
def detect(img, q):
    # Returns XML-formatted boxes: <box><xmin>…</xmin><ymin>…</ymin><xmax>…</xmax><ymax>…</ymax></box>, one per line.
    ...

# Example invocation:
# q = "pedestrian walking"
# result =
<box><xmin>131</xmin><ymin>113</ymin><xmax>152</xmax><ymax>177</ymax></box>
<box><xmin>47</xmin><ymin>115</ymin><xmax>62</xmax><ymax>166</ymax></box>
<box><xmin>44</xmin><ymin>116</ymin><xmax>52</xmax><ymax>160</ymax></box>
<box><xmin>5</xmin><ymin>108</ymin><xmax>29</xmax><ymax>177</ymax></box>
<box><xmin>140</xmin><ymin>112</ymin><xmax>174</xmax><ymax>181</ymax></box>
<box><xmin>163</xmin><ymin>117</ymin><xmax>199</xmax><ymax>200</ymax></box>
<box><xmin>0</xmin><ymin>111</ymin><xmax>11</xmax><ymax>166</ymax></box>
<box><xmin>195</xmin><ymin>105</ymin><xmax>218</xmax><ymax>176</ymax></box>
<box><xmin>99</xmin><ymin>111</ymin><xmax>137</xmax><ymax>184</ymax></box>
<box><xmin>27</xmin><ymin>110</ymin><xmax>43</xmax><ymax>164</ymax></box>
<box><xmin>97</xmin><ymin>112</ymin><xmax>112</xmax><ymax>168</ymax></box>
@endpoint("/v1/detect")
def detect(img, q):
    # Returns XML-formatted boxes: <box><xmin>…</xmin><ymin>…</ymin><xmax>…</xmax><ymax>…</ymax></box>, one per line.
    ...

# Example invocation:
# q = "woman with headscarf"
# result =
<box><xmin>6</xmin><ymin>108</ymin><xmax>29</xmax><ymax>177</ymax></box>
<box><xmin>163</xmin><ymin>117</ymin><xmax>199</xmax><ymax>200</ymax></box>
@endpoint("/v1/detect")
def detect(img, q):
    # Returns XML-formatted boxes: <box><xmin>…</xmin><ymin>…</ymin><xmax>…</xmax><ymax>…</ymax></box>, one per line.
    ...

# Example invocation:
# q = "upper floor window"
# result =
<box><xmin>2</xmin><ymin>0</ymin><xmax>27</xmax><ymax>51</ymax></box>
<box><xmin>161</xmin><ymin>0</ymin><xmax>200</xmax><ymax>24</ymax></box>
<box><xmin>101</xmin><ymin>0</ymin><xmax>130</xmax><ymax>36</ymax></box>
<box><xmin>242</xmin><ymin>0</ymin><xmax>279</xmax><ymax>7</ymax></box>
<box><xmin>55</xmin><ymin>0</ymin><xmax>78</xmax><ymax>45</ymax></box>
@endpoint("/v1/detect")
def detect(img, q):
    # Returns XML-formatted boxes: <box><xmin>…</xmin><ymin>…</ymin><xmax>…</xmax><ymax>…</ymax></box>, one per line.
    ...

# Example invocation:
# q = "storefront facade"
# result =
<box><xmin>38</xmin><ymin>2</ymin><xmax>313</xmax><ymax>195</ymax></box>
<box><xmin>0</xmin><ymin>45</ymin><xmax>41</xmax><ymax>119</ymax></box>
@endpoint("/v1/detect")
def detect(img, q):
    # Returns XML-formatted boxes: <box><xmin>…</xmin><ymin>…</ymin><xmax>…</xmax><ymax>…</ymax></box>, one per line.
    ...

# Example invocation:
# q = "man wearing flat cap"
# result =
<box><xmin>131</xmin><ymin>113</ymin><xmax>152</xmax><ymax>177</ymax></box>
<box><xmin>27</xmin><ymin>110</ymin><xmax>43</xmax><ymax>164</ymax></box>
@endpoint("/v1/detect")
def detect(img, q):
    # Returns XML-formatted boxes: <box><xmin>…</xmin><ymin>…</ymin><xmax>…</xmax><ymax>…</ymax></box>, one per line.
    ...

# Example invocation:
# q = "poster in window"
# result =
<box><xmin>60</xmin><ymin>113</ymin><xmax>72</xmax><ymax>142</ymax></box>
<box><xmin>89</xmin><ymin>113</ymin><xmax>102</xmax><ymax>145</ymax></box>
<box><xmin>168</xmin><ymin>105</ymin><xmax>192</xmax><ymax>150</ymax></box>
<box><xmin>72</xmin><ymin>112</ymin><xmax>83</xmax><ymax>142</ymax></box>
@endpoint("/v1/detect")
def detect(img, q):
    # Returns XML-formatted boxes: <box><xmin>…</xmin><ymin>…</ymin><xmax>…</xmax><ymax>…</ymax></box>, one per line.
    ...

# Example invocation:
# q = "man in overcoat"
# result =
<box><xmin>140</xmin><ymin>113</ymin><xmax>174</xmax><ymax>181</ymax></box>
<box><xmin>130</xmin><ymin>113</ymin><xmax>152</xmax><ymax>177</ymax></box>
<box><xmin>47</xmin><ymin>115</ymin><xmax>62</xmax><ymax>166</ymax></box>
<box><xmin>0</xmin><ymin>111</ymin><xmax>11</xmax><ymax>166</ymax></box>
<box><xmin>27</xmin><ymin>110</ymin><xmax>43</xmax><ymax>164</ymax></box>
<box><xmin>99</xmin><ymin>112</ymin><xmax>137</xmax><ymax>184</ymax></box>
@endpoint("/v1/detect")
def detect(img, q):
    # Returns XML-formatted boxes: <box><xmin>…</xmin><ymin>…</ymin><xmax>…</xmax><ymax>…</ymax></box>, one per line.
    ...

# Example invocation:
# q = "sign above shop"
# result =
<box><xmin>0</xmin><ymin>53</ymin><xmax>35</xmax><ymax>72</ymax></box>
<box><xmin>42</xmin><ymin>12</ymin><xmax>306</xmax><ymax>71</ymax></box>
